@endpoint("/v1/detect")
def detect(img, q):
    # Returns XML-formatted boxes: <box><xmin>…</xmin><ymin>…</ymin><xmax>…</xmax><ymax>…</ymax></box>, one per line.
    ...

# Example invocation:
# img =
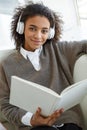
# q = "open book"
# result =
<box><xmin>9</xmin><ymin>76</ymin><xmax>87</xmax><ymax>116</ymax></box>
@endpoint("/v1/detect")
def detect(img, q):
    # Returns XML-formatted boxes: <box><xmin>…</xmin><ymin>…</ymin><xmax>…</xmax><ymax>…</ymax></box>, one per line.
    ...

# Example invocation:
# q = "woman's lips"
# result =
<box><xmin>32</xmin><ymin>40</ymin><xmax>41</xmax><ymax>45</ymax></box>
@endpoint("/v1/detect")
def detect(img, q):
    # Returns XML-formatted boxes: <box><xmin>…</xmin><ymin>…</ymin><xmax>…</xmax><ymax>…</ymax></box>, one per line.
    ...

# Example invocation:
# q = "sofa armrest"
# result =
<box><xmin>73</xmin><ymin>54</ymin><xmax>87</xmax><ymax>130</ymax></box>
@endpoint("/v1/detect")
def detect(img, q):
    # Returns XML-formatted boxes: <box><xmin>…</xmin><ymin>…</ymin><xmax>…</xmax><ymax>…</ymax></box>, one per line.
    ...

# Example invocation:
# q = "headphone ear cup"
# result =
<box><xmin>48</xmin><ymin>28</ymin><xmax>55</xmax><ymax>39</ymax></box>
<box><xmin>16</xmin><ymin>21</ymin><xmax>24</xmax><ymax>34</ymax></box>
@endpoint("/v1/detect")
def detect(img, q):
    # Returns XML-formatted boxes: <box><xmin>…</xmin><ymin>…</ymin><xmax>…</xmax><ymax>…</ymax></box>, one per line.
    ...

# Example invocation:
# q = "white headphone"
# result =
<box><xmin>48</xmin><ymin>27</ymin><xmax>55</xmax><ymax>39</ymax></box>
<box><xmin>16</xmin><ymin>13</ymin><xmax>24</xmax><ymax>34</ymax></box>
<box><xmin>16</xmin><ymin>15</ymin><xmax>55</xmax><ymax>39</ymax></box>
<box><xmin>16</xmin><ymin>21</ymin><xmax>24</xmax><ymax>34</ymax></box>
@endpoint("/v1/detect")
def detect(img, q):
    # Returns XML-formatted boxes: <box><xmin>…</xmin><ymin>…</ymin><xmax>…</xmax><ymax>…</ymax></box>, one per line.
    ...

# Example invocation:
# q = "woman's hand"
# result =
<box><xmin>30</xmin><ymin>107</ymin><xmax>64</xmax><ymax>127</ymax></box>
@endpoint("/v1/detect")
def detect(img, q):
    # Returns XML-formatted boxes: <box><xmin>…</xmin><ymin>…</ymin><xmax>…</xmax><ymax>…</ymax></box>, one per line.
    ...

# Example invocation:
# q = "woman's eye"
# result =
<box><xmin>29</xmin><ymin>27</ymin><xmax>36</xmax><ymax>31</ymax></box>
<box><xmin>42</xmin><ymin>30</ymin><xmax>49</xmax><ymax>34</ymax></box>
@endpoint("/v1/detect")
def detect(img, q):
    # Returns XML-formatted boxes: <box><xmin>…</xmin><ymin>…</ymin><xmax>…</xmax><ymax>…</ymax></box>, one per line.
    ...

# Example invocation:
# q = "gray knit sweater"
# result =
<box><xmin>0</xmin><ymin>40</ymin><xmax>87</xmax><ymax>130</ymax></box>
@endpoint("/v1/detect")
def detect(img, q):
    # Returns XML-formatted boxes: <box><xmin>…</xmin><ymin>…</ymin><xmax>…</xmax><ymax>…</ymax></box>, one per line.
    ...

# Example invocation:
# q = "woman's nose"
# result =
<box><xmin>34</xmin><ymin>31</ymin><xmax>42</xmax><ymax>38</ymax></box>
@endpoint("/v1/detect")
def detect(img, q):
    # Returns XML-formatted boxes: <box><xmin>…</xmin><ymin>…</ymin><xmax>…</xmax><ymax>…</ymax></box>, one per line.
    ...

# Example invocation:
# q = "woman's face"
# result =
<box><xmin>24</xmin><ymin>15</ymin><xmax>50</xmax><ymax>51</ymax></box>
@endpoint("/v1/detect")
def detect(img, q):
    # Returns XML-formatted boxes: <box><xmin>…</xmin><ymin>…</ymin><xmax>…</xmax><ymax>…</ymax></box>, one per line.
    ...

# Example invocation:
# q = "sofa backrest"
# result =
<box><xmin>0</xmin><ymin>49</ymin><xmax>15</xmax><ymax>62</ymax></box>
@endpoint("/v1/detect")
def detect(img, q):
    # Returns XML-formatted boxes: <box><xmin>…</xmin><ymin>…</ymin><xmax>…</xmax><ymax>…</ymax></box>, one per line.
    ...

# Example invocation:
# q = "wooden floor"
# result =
<box><xmin>0</xmin><ymin>123</ymin><xmax>6</xmax><ymax>130</ymax></box>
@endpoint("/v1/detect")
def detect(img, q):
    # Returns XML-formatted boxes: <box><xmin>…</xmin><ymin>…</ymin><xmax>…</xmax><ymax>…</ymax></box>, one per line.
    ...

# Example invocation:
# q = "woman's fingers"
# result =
<box><xmin>47</xmin><ymin>108</ymin><xmax>64</xmax><ymax>126</ymax></box>
<box><xmin>31</xmin><ymin>108</ymin><xmax>64</xmax><ymax>126</ymax></box>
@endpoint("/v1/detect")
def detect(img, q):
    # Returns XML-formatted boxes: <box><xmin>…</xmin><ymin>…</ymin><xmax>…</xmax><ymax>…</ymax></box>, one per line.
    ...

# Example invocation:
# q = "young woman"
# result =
<box><xmin>0</xmin><ymin>1</ymin><xmax>87</xmax><ymax>130</ymax></box>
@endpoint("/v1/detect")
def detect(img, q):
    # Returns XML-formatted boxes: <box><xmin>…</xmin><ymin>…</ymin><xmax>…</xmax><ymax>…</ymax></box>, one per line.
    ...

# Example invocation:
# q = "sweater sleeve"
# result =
<box><xmin>0</xmin><ymin>63</ymin><xmax>28</xmax><ymax>127</ymax></box>
<box><xmin>58</xmin><ymin>40</ymin><xmax>87</xmax><ymax>74</ymax></box>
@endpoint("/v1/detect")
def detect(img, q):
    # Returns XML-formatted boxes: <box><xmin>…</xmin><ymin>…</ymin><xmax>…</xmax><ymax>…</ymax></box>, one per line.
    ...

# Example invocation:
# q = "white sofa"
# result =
<box><xmin>0</xmin><ymin>49</ymin><xmax>87</xmax><ymax>130</ymax></box>
<box><xmin>0</xmin><ymin>49</ymin><xmax>14</xmax><ymax>62</ymax></box>
<box><xmin>73</xmin><ymin>54</ymin><xmax>87</xmax><ymax>130</ymax></box>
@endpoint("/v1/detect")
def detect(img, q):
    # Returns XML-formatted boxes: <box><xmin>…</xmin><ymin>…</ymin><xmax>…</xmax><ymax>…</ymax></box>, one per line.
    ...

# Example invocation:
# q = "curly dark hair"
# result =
<box><xmin>11</xmin><ymin>1</ymin><xmax>63</xmax><ymax>50</ymax></box>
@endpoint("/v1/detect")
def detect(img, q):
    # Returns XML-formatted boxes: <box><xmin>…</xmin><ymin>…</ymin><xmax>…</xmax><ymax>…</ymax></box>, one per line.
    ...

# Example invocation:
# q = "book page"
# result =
<box><xmin>10</xmin><ymin>76</ymin><xmax>61</xmax><ymax>116</ymax></box>
<box><xmin>61</xmin><ymin>79</ymin><xmax>87</xmax><ymax>94</ymax></box>
<box><xmin>54</xmin><ymin>79</ymin><xmax>87</xmax><ymax>111</ymax></box>
<box><xmin>15</xmin><ymin>76</ymin><xmax>59</xmax><ymax>97</ymax></box>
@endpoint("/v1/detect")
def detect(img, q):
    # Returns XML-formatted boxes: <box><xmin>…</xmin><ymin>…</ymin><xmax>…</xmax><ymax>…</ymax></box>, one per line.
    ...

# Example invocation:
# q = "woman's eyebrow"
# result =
<box><xmin>29</xmin><ymin>25</ymin><xmax>49</xmax><ymax>30</ymax></box>
<box><xmin>29</xmin><ymin>25</ymin><xmax>37</xmax><ymax>27</ymax></box>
